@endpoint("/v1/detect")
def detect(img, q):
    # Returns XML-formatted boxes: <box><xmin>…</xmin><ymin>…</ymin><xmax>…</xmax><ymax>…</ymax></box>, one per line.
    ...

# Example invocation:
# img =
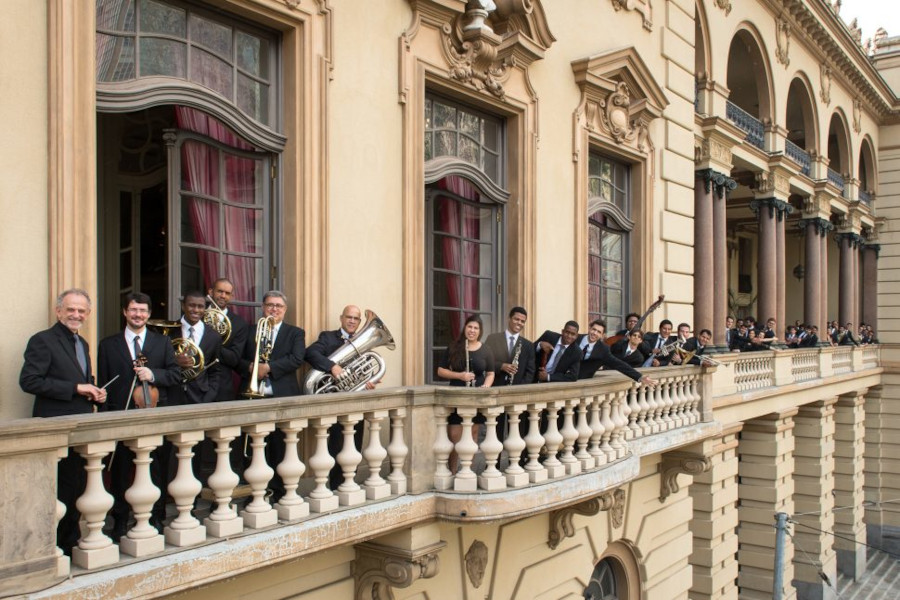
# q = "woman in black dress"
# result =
<box><xmin>611</xmin><ymin>329</ymin><xmax>647</xmax><ymax>368</ymax></box>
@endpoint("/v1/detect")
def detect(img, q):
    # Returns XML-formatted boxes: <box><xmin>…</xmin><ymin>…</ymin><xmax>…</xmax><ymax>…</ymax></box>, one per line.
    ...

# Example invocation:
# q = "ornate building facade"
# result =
<box><xmin>0</xmin><ymin>0</ymin><xmax>899</xmax><ymax>598</ymax></box>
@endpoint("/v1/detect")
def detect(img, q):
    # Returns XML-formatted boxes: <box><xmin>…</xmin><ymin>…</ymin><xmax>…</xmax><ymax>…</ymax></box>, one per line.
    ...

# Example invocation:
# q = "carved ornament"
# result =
<box><xmin>715</xmin><ymin>0</ymin><xmax>732</xmax><ymax>15</ymax></box>
<box><xmin>659</xmin><ymin>452</ymin><xmax>711</xmax><ymax>502</ymax></box>
<box><xmin>464</xmin><ymin>540</ymin><xmax>488</xmax><ymax>588</ymax></box>
<box><xmin>610</xmin><ymin>0</ymin><xmax>652</xmax><ymax>31</ymax></box>
<box><xmin>798</xmin><ymin>217</ymin><xmax>833</xmax><ymax>238</ymax></box>
<box><xmin>753</xmin><ymin>171</ymin><xmax>791</xmax><ymax>198</ymax></box>
<box><xmin>695</xmin><ymin>138</ymin><xmax>733</xmax><ymax>168</ymax></box>
<box><xmin>548</xmin><ymin>489</ymin><xmax>626</xmax><ymax>549</ymax></box>
<box><xmin>282</xmin><ymin>0</ymin><xmax>301</xmax><ymax>7</ymax></box>
<box><xmin>820</xmin><ymin>64</ymin><xmax>832</xmax><ymax>105</ymax></box>
<box><xmin>355</xmin><ymin>541</ymin><xmax>446</xmax><ymax>600</ymax></box>
<box><xmin>697</xmin><ymin>168</ymin><xmax>737</xmax><ymax>199</ymax></box>
<box><xmin>853</xmin><ymin>98</ymin><xmax>862</xmax><ymax>134</ymax></box>
<box><xmin>442</xmin><ymin>22</ymin><xmax>509</xmax><ymax>99</ymax></box>
<box><xmin>775</xmin><ymin>15</ymin><xmax>791</xmax><ymax>67</ymax></box>
<box><xmin>750</xmin><ymin>197</ymin><xmax>794</xmax><ymax>221</ymax></box>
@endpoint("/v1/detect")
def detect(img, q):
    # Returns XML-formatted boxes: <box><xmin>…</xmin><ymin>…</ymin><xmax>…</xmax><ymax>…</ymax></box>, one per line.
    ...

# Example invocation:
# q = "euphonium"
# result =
<box><xmin>146</xmin><ymin>320</ymin><xmax>205</xmax><ymax>382</ymax></box>
<box><xmin>303</xmin><ymin>310</ymin><xmax>395</xmax><ymax>394</ymax></box>
<box><xmin>245</xmin><ymin>316</ymin><xmax>275</xmax><ymax>398</ymax></box>
<box><xmin>203</xmin><ymin>294</ymin><xmax>232</xmax><ymax>344</ymax></box>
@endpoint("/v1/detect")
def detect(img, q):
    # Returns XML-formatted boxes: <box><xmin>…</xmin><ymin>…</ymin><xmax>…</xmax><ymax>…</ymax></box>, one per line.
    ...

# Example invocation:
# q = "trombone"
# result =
<box><xmin>245</xmin><ymin>316</ymin><xmax>275</xmax><ymax>398</ymax></box>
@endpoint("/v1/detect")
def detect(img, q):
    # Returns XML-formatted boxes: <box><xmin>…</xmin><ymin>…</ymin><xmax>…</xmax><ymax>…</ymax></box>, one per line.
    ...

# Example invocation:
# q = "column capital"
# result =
<box><xmin>751</xmin><ymin>197</ymin><xmax>794</xmax><ymax>221</ymax></box>
<box><xmin>798</xmin><ymin>217</ymin><xmax>833</xmax><ymax>237</ymax></box>
<box><xmin>697</xmin><ymin>168</ymin><xmax>737</xmax><ymax>199</ymax></box>
<box><xmin>834</xmin><ymin>232</ymin><xmax>862</xmax><ymax>248</ymax></box>
<box><xmin>863</xmin><ymin>243</ymin><xmax>881</xmax><ymax>257</ymax></box>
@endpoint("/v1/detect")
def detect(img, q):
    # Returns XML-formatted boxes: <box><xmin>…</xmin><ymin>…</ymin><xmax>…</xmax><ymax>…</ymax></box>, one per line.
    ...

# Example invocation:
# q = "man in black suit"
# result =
<box><xmin>577</xmin><ymin>319</ymin><xmax>656</xmax><ymax>386</ymax></box>
<box><xmin>483</xmin><ymin>306</ymin><xmax>536</xmax><ymax>386</ymax></box>
<box><xmin>614</xmin><ymin>313</ymin><xmax>640</xmax><ymax>337</ymax></box>
<box><xmin>799</xmin><ymin>325</ymin><xmax>819</xmax><ymax>347</ymax></box>
<box><xmin>207</xmin><ymin>278</ymin><xmax>249</xmax><ymax>402</ymax></box>
<box><xmin>724</xmin><ymin>316</ymin><xmax>736</xmax><ymax>349</ymax></box>
<box><xmin>98</xmin><ymin>292</ymin><xmax>181</xmax><ymax>537</ymax></box>
<box><xmin>168</xmin><ymin>290</ymin><xmax>222</xmax><ymax>405</ymax></box>
<box><xmin>642</xmin><ymin>319</ymin><xmax>676</xmax><ymax>366</ymax></box>
<box><xmin>240</xmin><ymin>290</ymin><xmax>306</xmax><ymax>500</ymax></box>
<box><xmin>681</xmin><ymin>329</ymin><xmax>713</xmax><ymax>365</ymax></box>
<box><xmin>535</xmin><ymin>321</ymin><xmax>581</xmax><ymax>382</ymax></box>
<box><xmin>20</xmin><ymin>289</ymin><xmax>108</xmax><ymax>554</ymax></box>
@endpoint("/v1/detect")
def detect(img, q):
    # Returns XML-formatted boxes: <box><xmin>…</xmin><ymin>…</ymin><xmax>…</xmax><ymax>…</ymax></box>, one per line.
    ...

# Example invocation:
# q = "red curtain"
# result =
<box><xmin>436</xmin><ymin>176</ymin><xmax>481</xmax><ymax>338</ymax></box>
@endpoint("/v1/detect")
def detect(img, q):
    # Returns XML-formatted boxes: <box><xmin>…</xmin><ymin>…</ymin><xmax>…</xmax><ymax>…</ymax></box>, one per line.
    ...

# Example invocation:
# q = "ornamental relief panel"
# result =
<box><xmin>820</xmin><ymin>63</ymin><xmax>832</xmax><ymax>105</ymax></box>
<box><xmin>610</xmin><ymin>0</ymin><xmax>652</xmax><ymax>31</ymax></box>
<box><xmin>775</xmin><ymin>15</ymin><xmax>791</xmax><ymax>67</ymax></box>
<box><xmin>694</xmin><ymin>138</ymin><xmax>732</xmax><ymax>166</ymax></box>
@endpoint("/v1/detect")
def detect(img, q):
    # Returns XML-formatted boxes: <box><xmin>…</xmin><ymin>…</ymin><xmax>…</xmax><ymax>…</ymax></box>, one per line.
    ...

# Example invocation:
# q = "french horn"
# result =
<box><xmin>146</xmin><ymin>319</ymin><xmax>205</xmax><ymax>382</ymax></box>
<box><xmin>203</xmin><ymin>294</ymin><xmax>232</xmax><ymax>344</ymax></box>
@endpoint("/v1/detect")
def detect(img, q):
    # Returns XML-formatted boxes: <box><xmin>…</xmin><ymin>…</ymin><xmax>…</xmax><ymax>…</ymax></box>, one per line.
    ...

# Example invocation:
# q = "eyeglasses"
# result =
<box><xmin>264</xmin><ymin>303</ymin><xmax>286</xmax><ymax>310</ymax></box>
<box><xmin>126</xmin><ymin>308</ymin><xmax>150</xmax><ymax>314</ymax></box>
<box><xmin>342</xmin><ymin>315</ymin><xmax>361</xmax><ymax>321</ymax></box>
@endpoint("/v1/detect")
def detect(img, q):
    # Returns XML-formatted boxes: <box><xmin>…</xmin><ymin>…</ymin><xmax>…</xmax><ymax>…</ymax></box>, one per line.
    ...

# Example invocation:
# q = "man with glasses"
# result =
<box><xmin>207</xmin><ymin>278</ymin><xmax>250</xmax><ymax>402</ymax></box>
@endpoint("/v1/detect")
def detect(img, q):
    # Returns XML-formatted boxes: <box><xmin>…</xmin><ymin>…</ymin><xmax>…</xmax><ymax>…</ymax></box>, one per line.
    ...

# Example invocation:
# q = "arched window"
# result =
<box><xmin>584</xmin><ymin>558</ymin><xmax>618</xmax><ymax>600</ymax></box>
<box><xmin>424</xmin><ymin>95</ymin><xmax>508</xmax><ymax>382</ymax></box>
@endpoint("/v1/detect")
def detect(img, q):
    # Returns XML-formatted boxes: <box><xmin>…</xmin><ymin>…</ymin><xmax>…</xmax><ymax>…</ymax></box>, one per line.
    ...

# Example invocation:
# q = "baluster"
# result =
<box><xmin>653</xmin><ymin>379</ymin><xmax>669</xmax><ymax>430</ymax></box>
<box><xmin>626</xmin><ymin>384</ymin><xmax>641</xmax><ymax>438</ymax></box>
<box><xmin>121</xmin><ymin>435</ymin><xmax>165</xmax><ymax>556</ymax></box>
<box><xmin>575</xmin><ymin>397</ymin><xmax>594</xmax><ymax>469</ymax></box>
<box><xmin>689</xmin><ymin>376</ymin><xmax>701</xmax><ymax>423</ymax></box>
<box><xmin>242</xmin><ymin>423</ymin><xmax>277</xmax><ymax>528</ymax></box>
<box><xmin>433</xmin><ymin>407</ymin><xmax>454</xmax><ymax>491</ymax></box>
<box><xmin>620</xmin><ymin>384</ymin><xmax>633</xmax><ymax>440</ymax></box>
<box><xmin>387</xmin><ymin>408</ymin><xmax>408</xmax><ymax>495</ymax></box>
<box><xmin>336</xmin><ymin>414</ymin><xmax>365</xmax><ymax>506</ymax></box>
<box><xmin>478</xmin><ymin>407</ymin><xmax>506</xmax><ymax>491</ymax></box>
<box><xmin>164</xmin><ymin>432</ymin><xmax>206</xmax><ymax>547</ymax></box>
<box><xmin>363</xmin><ymin>411</ymin><xmax>391</xmax><ymax>500</ymax></box>
<box><xmin>524</xmin><ymin>403</ymin><xmax>548</xmax><ymax>483</ymax></box>
<box><xmin>54</xmin><ymin>448</ymin><xmax>69</xmax><ymax>577</ymax></box>
<box><xmin>275</xmin><ymin>419</ymin><xmax>309</xmax><ymax>521</ymax></box>
<box><xmin>308</xmin><ymin>417</ymin><xmax>339</xmax><ymax>512</ymax></box>
<box><xmin>609</xmin><ymin>392</ymin><xmax>627</xmax><ymax>459</ymax></box>
<box><xmin>559</xmin><ymin>399</ymin><xmax>581</xmax><ymax>475</ymax></box>
<box><xmin>543</xmin><ymin>401</ymin><xmax>565</xmax><ymax>478</ymax></box>
<box><xmin>204</xmin><ymin>427</ymin><xmax>244</xmax><ymax>536</ymax></box>
<box><xmin>637</xmin><ymin>384</ymin><xmax>651</xmax><ymax>436</ymax></box>
<box><xmin>671</xmin><ymin>377</ymin><xmax>686</xmax><ymax>428</ymax></box>
<box><xmin>645</xmin><ymin>382</ymin><xmax>659</xmax><ymax>434</ymax></box>
<box><xmin>599</xmin><ymin>396</ymin><xmax>616</xmax><ymax>461</ymax></box>
<box><xmin>588</xmin><ymin>394</ymin><xmax>606</xmax><ymax>466</ymax></box>
<box><xmin>503</xmin><ymin>404</ymin><xmax>528</xmax><ymax>487</ymax></box>
<box><xmin>454</xmin><ymin>408</ymin><xmax>479</xmax><ymax>492</ymax></box>
<box><xmin>660</xmin><ymin>379</ymin><xmax>674</xmax><ymax>430</ymax></box>
<box><xmin>72</xmin><ymin>442</ymin><xmax>118</xmax><ymax>569</ymax></box>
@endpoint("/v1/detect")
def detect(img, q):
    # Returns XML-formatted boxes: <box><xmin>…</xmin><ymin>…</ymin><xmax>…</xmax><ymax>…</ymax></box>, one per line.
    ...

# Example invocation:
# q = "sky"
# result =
<box><xmin>840</xmin><ymin>0</ymin><xmax>900</xmax><ymax>44</ymax></box>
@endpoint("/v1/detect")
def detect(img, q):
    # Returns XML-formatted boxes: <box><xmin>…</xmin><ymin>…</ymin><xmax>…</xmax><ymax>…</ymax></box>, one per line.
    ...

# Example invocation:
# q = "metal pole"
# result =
<box><xmin>773</xmin><ymin>512</ymin><xmax>788</xmax><ymax>600</ymax></box>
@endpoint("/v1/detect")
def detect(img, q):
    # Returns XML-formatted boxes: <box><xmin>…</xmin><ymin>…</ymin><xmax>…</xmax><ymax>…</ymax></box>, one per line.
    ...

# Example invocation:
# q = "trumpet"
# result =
<box><xmin>245</xmin><ymin>316</ymin><xmax>275</xmax><ymax>398</ymax></box>
<box><xmin>203</xmin><ymin>294</ymin><xmax>232</xmax><ymax>344</ymax></box>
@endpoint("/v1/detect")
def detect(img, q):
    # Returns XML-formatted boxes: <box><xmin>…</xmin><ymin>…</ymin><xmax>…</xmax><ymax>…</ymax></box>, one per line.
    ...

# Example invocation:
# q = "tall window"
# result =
<box><xmin>588</xmin><ymin>153</ymin><xmax>632</xmax><ymax>333</ymax></box>
<box><xmin>425</xmin><ymin>96</ymin><xmax>506</xmax><ymax>382</ymax></box>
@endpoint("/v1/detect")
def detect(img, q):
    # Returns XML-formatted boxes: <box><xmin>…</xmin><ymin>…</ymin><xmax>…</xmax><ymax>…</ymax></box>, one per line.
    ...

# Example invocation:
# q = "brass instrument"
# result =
<box><xmin>303</xmin><ymin>310</ymin><xmax>396</xmax><ymax>394</ymax></box>
<box><xmin>507</xmin><ymin>342</ymin><xmax>522</xmax><ymax>386</ymax></box>
<box><xmin>146</xmin><ymin>320</ymin><xmax>205</xmax><ymax>382</ymax></box>
<box><xmin>245</xmin><ymin>316</ymin><xmax>276</xmax><ymax>398</ymax></box>
<box><xmin>203</xmin><ymin>294</ymin><xmax>232</xmax><ymax>344</ymax></box>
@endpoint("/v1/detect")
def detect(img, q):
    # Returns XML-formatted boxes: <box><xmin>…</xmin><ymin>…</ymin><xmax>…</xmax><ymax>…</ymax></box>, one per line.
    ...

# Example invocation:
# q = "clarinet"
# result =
<box><xmin>465</xmin><ymin>339</ymin><xmax>473</xmax><ymax>387</ymax></box>
<box><xmin>508</xmin><ymin>342</ymin><xmax>522</xmax><ymax>386</ymax></box>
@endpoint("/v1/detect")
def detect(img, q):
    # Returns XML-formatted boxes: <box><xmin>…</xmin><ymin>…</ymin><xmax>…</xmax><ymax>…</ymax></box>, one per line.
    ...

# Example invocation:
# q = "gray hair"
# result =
<box><xmin>56</xmin><ymin>288</ymin><xmax>92</xmax><ymax>309</ymax></box>
<box><xmin>262</xmin><ymin>290</ymin><xmax>288</xmax><ymax>304</ymax></box>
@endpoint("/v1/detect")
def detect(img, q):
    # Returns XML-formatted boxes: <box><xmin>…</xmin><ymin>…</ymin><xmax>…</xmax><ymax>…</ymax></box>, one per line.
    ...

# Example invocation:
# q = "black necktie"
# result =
<box><xmin>583</xmin><ymin>345</ymin><xmax>590</xmax><ymax>358</ymax></box>
<box><xmin>74</xmin><ymin>334</ymin><xmax>87</xmax><ymax>376</ymax></box>
<box><xmin>133</xmin><ymin>336</ymin><xmax>142</xmax><ymax>361</ymax></box>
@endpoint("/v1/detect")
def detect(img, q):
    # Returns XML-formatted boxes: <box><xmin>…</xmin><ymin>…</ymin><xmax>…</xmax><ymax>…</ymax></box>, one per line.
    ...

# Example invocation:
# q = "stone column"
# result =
<box><xmin>802</xmin><ymin>219</ymin><xmax>822</xmax><ymax>333</ymax></box>
<box><xmin>792</xmin><ymin>399</ymin><xmax>838</xmax><ymax>600</ymax></box>
<box><xmin>837</xmin><ymin>233</ymin><xmax>860</xmax><ymax>326</ymax></box>
<box><xmin>688</xmin><ymin>425</ymin><xmax>742</xmax><ymax>600</ymax></box>
<box><xmin>737</xmin><ymin>409</ymin><xmax>797</xmax><ymax>599</ymax></box>
<box><xmin>713</xmin><ymin>180</ymin><xmax>730</xmax><ymax>346</ymax></box>
<box><xmin>834</xmin><ymin>391</ymin><xmax>867</xmax><ymax>580</ymax></box>
<box><xmin>863</xmin><ymin>385</ymin><xmax>900</xmax><ymax>555</ymax></box>
<box><xmin>821</xmin><ymin>227</ymin><xmax>830</xmax><ymax>327</ymax></box>
<box><xmin>752</xmin><ymin>199</ymin><xmax>778</xmax><ymax>325</ymax></box>
<box><xmin>694</xmin><ymin>171</ymin><xmax>714</xmax><ymax>339</ymax></box>
<box><xmin>861</xmin><ymin>244</ymin><xmax>879</xmax><ymax>328</ymax></box>
<box><xmin>775</xmin><ymin>206</ymin><xmax>787</xmax><ymax>334</ymax></box>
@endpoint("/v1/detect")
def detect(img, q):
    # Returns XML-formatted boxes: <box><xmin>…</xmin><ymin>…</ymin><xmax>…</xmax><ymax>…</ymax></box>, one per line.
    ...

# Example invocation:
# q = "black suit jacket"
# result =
<box><xmin>20</xmin><ymin>321</ymin><xmax>97</xmax><ymax>417</ymax></box>
<box><xmin>641</xmin><ymin>333</ymin><xmax>677</xmax><ymax>366</ymax></box>
<box><xmin>680</xmin><ymin>337</ymin><xmax>707</xmax><ymax>365</ymax></box>
<box><xmin>577</xmin><ymin>335</ymin><xmax>642</xmax><ymax>381</ymax></box>
<box><xmin>241</xmin><ymin>321</ymin><xmax>306</xmax><ymax>397</ymax></box>
<box><xmin>483</xmin><ymin>331</ymin><xmax>536</xmax><ymax>386</ymax></box>
<box><xmin>534</xmin><ymin>330</ymin><xmax>581</xmax><ymax>382</ymax></box>
<box><xmin>98</xmin><ymin>329</ymin><xmax>182</xmax><ymax>411</ymax></box>
<box><xmin>306</xmin><ymin>329</ymin><xmax>347</xmax><ymax>372</ymax></box>
<box><xmin>798</xmin><ymin>333</ymin><xmax>818</xmax><ymax>348</ymax></box>
<box><xmin>168</xmin><ymin>326</ymin><xmax>222</xmax><ymax>404</ymax></box>
<box><xmin>610</xmin><ymin>339</ymin><xmax>647</xmax><ymax>368</ymax></box>
<box><xmin>214</xmin><ymin>310</ymin><xmax>249</xmax><ymax>401</ymax></box>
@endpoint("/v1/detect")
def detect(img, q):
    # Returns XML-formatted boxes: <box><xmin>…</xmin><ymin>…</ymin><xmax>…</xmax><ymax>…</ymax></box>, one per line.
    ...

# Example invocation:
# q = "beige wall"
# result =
<box><xmin>0</xmin><ymin>1</ymin><xmax>49</xmax><ymax>421</ymax></box>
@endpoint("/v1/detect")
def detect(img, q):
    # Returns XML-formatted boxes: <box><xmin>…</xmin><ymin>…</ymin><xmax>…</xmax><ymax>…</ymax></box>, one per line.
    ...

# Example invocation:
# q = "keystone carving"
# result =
<box><xmin>775</xmin><ymin>15</ymin><xmax>791</xmax><ymax>67</ymax></box>
<box><xmin>820</xmin><ymin>64</ymin><xmax>832</xmax><ymax>105</ymax></box>
<box><xmin>714</xmin><ymin>0</ymin><xmax>732</xmax><ymax>15</ymax></box>
<box><xmin>548</xmin><ymin>489</ymin><xmax>626</xmax><ymax>549</ymax></box>
<box><xmin>610</xmin><ymin>0</ymin><xmax>652</xmax><ymax>31</ymax></box>
<box><xmin>853</xmin><ymin>98</ymin><xmax>862</xmax><ymax>134</ymax></box>
<box><xmin>355</xmin><ymin>541</ymin><xmax>446</xmax><ymax>600</ymax></box>
<box><xmin>753</xmin><ymin>171</ymin><xmax>790</xmax><ymax>197</ymax></box>
<box><xmin>694</xmin><ymin>138</ymin><xmax>733</xmax><ymax>167</ymax></box>
<box><xmin>442</xmin><ymin>21</ymin><xmax>510</xmax><ymax>99</ymax></box>
<box><xmin>464</xmin><ymin>540</ymin><xmax>488</xmax><ymax>588</ymax></box>
<box><xmin>659</xmin><ymin>452</ymin><xmax>711</xmax><ymax>502</ymax></box>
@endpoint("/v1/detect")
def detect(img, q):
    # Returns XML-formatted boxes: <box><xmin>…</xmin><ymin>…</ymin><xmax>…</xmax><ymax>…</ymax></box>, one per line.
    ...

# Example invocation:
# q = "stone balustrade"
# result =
<box><xmin>0</xmin><ymin>344</ymin><xmax>881</xmax><ymax>597</ymax></box>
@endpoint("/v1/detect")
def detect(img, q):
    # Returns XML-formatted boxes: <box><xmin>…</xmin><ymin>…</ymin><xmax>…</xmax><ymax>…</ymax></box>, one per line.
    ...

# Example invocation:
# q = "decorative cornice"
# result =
<box><xmin>775</xmin><ymin>14</ymin><xmax>791</xmax><ymax>67</ymax></box>
<box><xmin>547</xmin><ymin>488</ymin><xmax>626</xmax><ymax>549</ymax></box>
<box><xmin>355</xmin><ymin>541</ymin><xmax>446</xmax><ymax>600</ymax></box>
<box><xmin>659</xmin><ymin>452</ymin><xmax>711</xmax><ymax>502</ymax></box>
<box><xmin>610</xmin><ymin>0</ymin><xmax>652</xmax><ymax>31</ymax></box>
<box><xmin>423</xmin><ymin>156</ymin><xmax>511</xmax><ymax>204</ymax></box>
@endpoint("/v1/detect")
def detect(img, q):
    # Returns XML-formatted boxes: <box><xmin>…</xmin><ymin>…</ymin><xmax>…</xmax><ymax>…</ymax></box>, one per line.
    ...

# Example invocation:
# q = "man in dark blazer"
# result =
<box><xmin>483</xmin><ymin>306</ymin><xmax>536</xmax><ymax>386</ymax></box>
<box><xmin>98</xmin><ymin>292</ymin><xmax>181</xmax><ymax>537</ymax></box>
<box><xmin>207</xmin><ymin>278</ymin><xmax>249</xmax><ymax>402</ymax></box>
<box><xmin>535</xmin><ymin>321</ymin><xmax>581</xmax><ymax>382</ymax></box>
<box><xmin>240</xmin><ymin>290</ymin><xmax>306</xmax><ymax>501</ymax></box>
<box><xmin>577</xmin><ymin>319</ymin><xmax>656</xmax><ymax>386</ymax></box>
<box><xmin>680</xmin><ymin>329</ymin><xmax>713</xmax><ymax>365</ymax></box>
<box><xmin>642</xmin><ymin>320</ymin><xmax>676</xmax><ymax>366</ymax></box>
<box><xmin>799</xmin><ymin>325</ymin><xmax>819</xmax><ymax>347</ymax></box>
<box><xmin>168</xmin><ymin>290</ymin><xmax>222</xmax><ymax>405</ymax></box>
<box><xmin>20</xmin><ymin>289</ymin><xmax>108</xmax><ymax>554</ymax></box>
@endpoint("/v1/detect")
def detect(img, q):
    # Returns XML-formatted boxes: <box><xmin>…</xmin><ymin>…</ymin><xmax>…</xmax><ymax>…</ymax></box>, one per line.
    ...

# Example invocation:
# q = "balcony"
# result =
<box><xmin>725</xmin><ymin>100</ymin><xmax>765</xmax><ymax>150</ymax></box>
<box><xmin>860</xmin><ymin>189</ymin><xmax>873</xmax><ymax>205</ymax></box>
<box><xmin>2</xmin><ymin>345</ymin><xmax>882</xmax><ymax>599</ymax></box>
<box><xmin>827</xmin><ymin>166</ymin><xmax>846</xmax><ymax>195</ymax></box>
<box><xmin>785</xmin><ymin>139</ymin><xmax>811</xmax><ymax>176</ymax></box>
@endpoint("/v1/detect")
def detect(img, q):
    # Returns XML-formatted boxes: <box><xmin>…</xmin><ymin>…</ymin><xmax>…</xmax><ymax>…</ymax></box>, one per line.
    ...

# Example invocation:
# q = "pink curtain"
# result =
<box><xmin>436</xmin><ymin>176</ymin><xmax>481</xmax><ymax>338</ymax></box>
<box><xmin>175</xmin><ymin>106</ymin><xmax>259</xmax><ymax>322</ymax></box>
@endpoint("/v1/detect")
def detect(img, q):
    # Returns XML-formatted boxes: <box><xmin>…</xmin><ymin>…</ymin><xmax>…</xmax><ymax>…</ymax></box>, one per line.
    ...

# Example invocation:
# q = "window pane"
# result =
<box><xmin>140</xmin><ymin>37</ymin><xmax>186</xmax><ymax>77</ymax></box>
<box><xmin>433</xmin><ymin>235</ymin><xmax>458</xmax><ymax>270</ymax></box>
<box><xmin>432</xmin><ymin>274</ymin><xmax>452</xmax><ymax>307</ymax></box>
<box><xmin>181</xmin><ymin>196</ymin><xmax>219</xmax><ymax>245</ymax></box>
<box><xmin>190</xmin><ymin>13</ymin><xmax>232</xmax><ymax>57</ymax></box>
<box><xmin>191</xmin><ymin>48</ymin><xmax>233</xmax><ymax>98</ymax></box>
<box><xmin>589</xmin><ymin>225</ymin><xmax>600</xmax><ymax>255</ymax></box>
<box><xmin>97</xmin><ymin>34</ymin><xmax>136</xmax><ymax>81</ymax></box>
<box><xmin>224</xmin><ymin>206</ymin><xmax>261</xmax><ymax>253</ymax></box>
<box><xmin>237</xmin><ymin>74</ymin><xmax>269</xmax><ymax>124</ymax></box>
<box><xmin>432</xmin><ymin>310</ymin><xmax>455</xmax><ymax>347</ymax></box>
<box><xmin>482</xmin><ymin>151</ymin><xmax>498</xmax><ymax>182</ymax></box>
<box><xmin>434</xmin><ymin>197</ymin><xmax>459</xmax><ymax>234</ymax></box>
<box><xmin>424</xmin><ymin>133</ymin><xmax>434</xmax><ymax>162</ymax></box>
<box><xmin>459</xmin><ymin>112</ymin><xmax>479</xmax><ymax>137</ymax></box>
<box><xmin>461</xmin><ymin>242</ymin><xmax>482</xmax><ymax>275</ymax></box>
<box><xmin>483</xmin><ymin>119</ymin><xmax>500</xmax><ymax>152</ymax></box>
<box><xmin>97</xmin><ymin>0</ymin><xmax>135</xmax><ymax>32</ymax></box>
<box><xmin>433</xmin><ymin>102</ymin><xmax>456</xmax><ymax>130</ymax></box>
<box><xmin>181</xmin><ymin>141</ymin><xmax>221</xmax><ymax>196</ymax></box>
<box><xmin>224</xmin><ymin>155</ymin><xmax>262</xmax><ymax>204</ymax></box>
<box><xmin>140</xmin><ymin>0</ymin><xmax>186</xmax><ymax>36</ymax></box>
<box><xmin>458</xmin><ymin>136</ymin><xmax>479</xmax><ymax>166</ymax></box>
<box><xmin>462</xmin><ymin>277</ymin><xmax>479</xmax><ymax>310</ymax></box>
<box><xmin>225</xmin><ymin>255</ymin><xmax>262</xmax><ymax>303</ymax></box>
<box><xmin>602</xmin><ymin>231</ymin><xmax>622</xmax><ymax>260</ymax></box>
<box><xmin>606</xmin><ymin>288</ymin><xmax>622</xmax><ymax>316</ymax></box>
<box><xmin>236</xmin><ymin>31</ymin><xmax>269</xmax><ymax>79</ymax></box>
<box><xmin>119</xmin><ymin>192</ymin><xmax>132</xmax><ymax>247</ymax></box>
<box><xmin>603</xmin><ymin>260</ymin><xmax>622</xmax><ymax>287</ymax></box>
<box><xmin>435</xmin><ymin>131</ymin><xmax>457</xmax><ymax>158</ymax></box>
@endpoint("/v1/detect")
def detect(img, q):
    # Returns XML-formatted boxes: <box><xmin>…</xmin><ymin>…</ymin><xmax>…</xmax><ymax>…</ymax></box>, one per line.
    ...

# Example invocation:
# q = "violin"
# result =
<box><xmin>132</xmin><ymin>352</ymin><xmax>159</xmax><ymax>408</ymax></box>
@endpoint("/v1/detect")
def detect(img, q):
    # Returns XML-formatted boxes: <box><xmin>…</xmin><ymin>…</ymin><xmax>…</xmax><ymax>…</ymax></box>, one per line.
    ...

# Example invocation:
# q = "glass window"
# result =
<box><xmin>584</xmin><ymin>558</ymin><xmax>618</xmax><ymax>600</ymax></box>
<box><xmin>588</xmin><ymin>153</ymin><xmax>631</xmax><ymax>332</ymax></box>
<box><xmin>425</xmin><ymin>96</ymin><xmax>504</xmax><ymax>185</ymax></box>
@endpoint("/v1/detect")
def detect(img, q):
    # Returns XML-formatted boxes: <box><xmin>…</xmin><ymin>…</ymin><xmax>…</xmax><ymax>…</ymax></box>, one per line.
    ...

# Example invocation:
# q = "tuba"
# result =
<box><xmin>303</xmin><ymin>310</ymin><xmax>395</xmax><ymax>394</ymax></box>
<box><xmin>245</xmin><ymin>316</ymin><xmax>275</xmax><ymax>398</ymax></box>
<box><xmin>203</xmin><ymin>295</ymin><xmax>232</xmax><ymax>344</ymax></box>
<box><xmin>146</xmin><ymin>320</ymin><xmax>205</xmax><ymax>382</ymax></box>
